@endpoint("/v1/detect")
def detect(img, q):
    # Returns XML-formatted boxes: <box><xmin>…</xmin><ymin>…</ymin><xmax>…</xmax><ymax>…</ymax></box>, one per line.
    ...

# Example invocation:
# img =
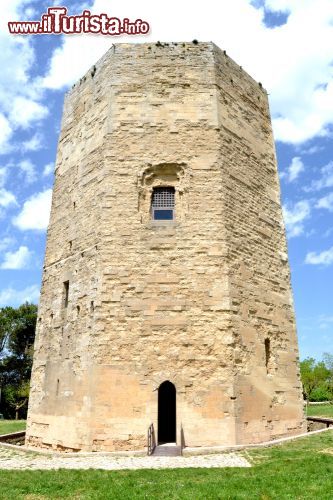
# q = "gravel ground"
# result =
<box><xmin>0</xmin><ymin>447</ymin><xmax>250</xmax><ymax>470</ymax></box>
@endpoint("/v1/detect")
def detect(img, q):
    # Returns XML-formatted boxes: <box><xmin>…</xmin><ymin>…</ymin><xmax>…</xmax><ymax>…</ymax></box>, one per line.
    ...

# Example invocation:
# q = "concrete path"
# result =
<box><xmin>0</xmin><ymin>447</ymin><xmax>250</xmax><ymax>470</ymax></box>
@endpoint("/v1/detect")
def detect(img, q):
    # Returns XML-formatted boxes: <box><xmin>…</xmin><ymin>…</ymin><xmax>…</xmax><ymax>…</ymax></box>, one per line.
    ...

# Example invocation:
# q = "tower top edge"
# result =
<box><xmin>67</xmin><ymin>41</ymin><xmax>267</xmax><ymax>96</ymax></box>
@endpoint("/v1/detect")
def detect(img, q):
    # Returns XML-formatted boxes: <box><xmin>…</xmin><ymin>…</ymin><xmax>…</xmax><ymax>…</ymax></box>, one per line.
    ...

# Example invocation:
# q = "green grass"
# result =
<box><xmin>0</xmin><ymin>431</ymin><xmax>332</xmax><ymax>499</ymax></box>
<box><xmin>306</xmin><ymin>404</ymin><xmax>333</xmax><ymax>418</ymax></box>
<box><xmin>0</xmin><ymin>420</ymin><xmax>26</xmax><ymax>435</ymax></box>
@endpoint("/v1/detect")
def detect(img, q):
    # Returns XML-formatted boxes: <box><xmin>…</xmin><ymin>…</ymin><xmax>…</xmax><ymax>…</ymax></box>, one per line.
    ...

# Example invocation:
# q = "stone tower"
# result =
<box><xmin>26</xmin><ymin>42</ymin><xmax>305</xmax><ymax>452</ymax></box>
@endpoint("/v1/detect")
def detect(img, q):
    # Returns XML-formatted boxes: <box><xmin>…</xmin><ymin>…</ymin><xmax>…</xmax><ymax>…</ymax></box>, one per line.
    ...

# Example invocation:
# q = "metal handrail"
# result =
<box><xmin>180</xmin><ymin>423</ymin><xmax>185</xmax><ymax>455</ymax></box>
<box><xmin>147</xmin><ymin>423</ymin><xmax>156</xmax><ymax>455</ymax></box>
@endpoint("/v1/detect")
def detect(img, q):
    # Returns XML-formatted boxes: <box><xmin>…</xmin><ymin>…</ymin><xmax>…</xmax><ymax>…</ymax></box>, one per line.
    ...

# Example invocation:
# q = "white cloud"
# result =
<box><xmin>0</xmin><ymin>237</ymin><xmax>15</xmax><ymax>252</ymax></box>
<box><xmin>306</xmin><ymin>161</ymin><xmax>333</xmax><ymax>192</ymax></box>
<box><xmin>316</xmin><ymin>192</ymin><xmax>333</xmax><ymax>211</ymax></box>
<box><xmin>281</xmin><ymin>156</ymin><xmax>304</xmax><ymax>182</ymax></box>
<box><xmin>299</xmin><ymin>145</ymin><xmax>323</xmax><ymax>156</ymax></box>
<box><xmin>13</xmin><ymin>188</ymin><xmax>52</xmax><ymax>231</ymax></box>
<box><xmin>42</xmin><ymin>32</ymin><xmax>112</xmax><ymax>89</ymax></box>
<box><xmin>22</xmin><ymin>133</ymin><xmax>44</xmax><ymax>152</ymax></box>
<box><xmin>283</xmin><ymin>200</ymin><xmax>311</xmax><ymax>238</ymax></box>
<box><xmin>0</xmin><ymin>168</ymin><xmax>7</xmax><ymax>188</ymax></box>
<box><xmin>264</xmin><ymin>0</ymin><xmax>294</xmax><ymax>10</ymax></box>
<box><xmin>0</xmin><ymin>113</ymin><xmax>13</xmax><ymax>154</ymax></box>
<box><xmin>0</xmin><ymin>168</ymin><xmax>18</xmax><ymax>212</ymax></box>
<box><xmin>0</xmin><ymin>245</ymin><xmax>32</xmax><ymax>270</ymax></box>
<box><xmin>0</xmin><ymin>188</ymin><xmax>17</xmax><ymax>208</ymax></box>
<box><xmin>318</xmin><ymin>315</ymin><xmax>333</xmax><ymax>330</ymax></box>
<box><xmin>24</xmin><ymin>6</ymin><xmax>38</xmax><ymax>19</ymax></box>
<box><xmin>0</xmin><ymin>284</ymin><xmax>40</xmax><ymax>307</ymax></box>
<box><xmin>0</xmin><ymin>2</ymin><xmax>48</xmax><ymax>154</ymax></box>
<box><xmin>18</xmin><ymin>159</ymin><xmax>37</xmax><ymax>184</ymax></box>
<box><xmin>8</xmin><ymin>97</ymin><xmax>48</xmax><ymax>129</ymax></box>
<box><xmin>287</xmin><ymin>225</ymin><xmax>304</xmax><ymax>238</ymax></box>
<box><xmin>40</xmin><ymin>0</ymin><xmax>333</xmax><ymax>145</ymax></box>
<box><xmin>43</xmin><ymin>163</ymin><xmax>54</xmax><ymax>177</ymax></box>
<box><xmin>305</xmin><ymin>246</ymin><xmax>333</xmax><ymax>266</ymax></box>
<box><xmin>323</xmin><ymin>227</ymin><xmax>333</xmax><ymax>238</ymax></box>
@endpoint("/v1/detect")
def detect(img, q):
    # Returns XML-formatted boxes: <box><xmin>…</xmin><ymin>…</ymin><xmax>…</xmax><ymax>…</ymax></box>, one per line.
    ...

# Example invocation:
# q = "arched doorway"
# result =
<box><xmin>158</xmin><ymin>381</ymin><xmax>176</xmax><ymax>444</ymax></box>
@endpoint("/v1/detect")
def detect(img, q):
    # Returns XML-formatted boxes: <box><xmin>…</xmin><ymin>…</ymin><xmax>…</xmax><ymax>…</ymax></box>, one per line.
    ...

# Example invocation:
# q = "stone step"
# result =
<box><xmin>152</xmin><ymin>445</ymin><xmax>182</xmax><ymax>457</ymax></box>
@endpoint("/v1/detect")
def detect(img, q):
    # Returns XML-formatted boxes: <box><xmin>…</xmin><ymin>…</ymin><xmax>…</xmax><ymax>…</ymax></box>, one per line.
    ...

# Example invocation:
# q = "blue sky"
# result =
<box><xmin>0</xmin><ymin>0</ymin><xmax>332</xmax><ymax>361</ymax></box>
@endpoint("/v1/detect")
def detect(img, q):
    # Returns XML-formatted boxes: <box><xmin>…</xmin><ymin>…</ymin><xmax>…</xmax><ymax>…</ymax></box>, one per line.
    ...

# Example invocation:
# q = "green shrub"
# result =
<box><xmin>310</xmin><ymin>385</ymin><xmax>332</xmax><ymax>402</ymax></box>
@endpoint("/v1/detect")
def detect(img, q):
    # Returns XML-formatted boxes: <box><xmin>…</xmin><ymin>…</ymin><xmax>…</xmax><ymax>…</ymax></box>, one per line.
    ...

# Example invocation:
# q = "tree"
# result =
<box><xmin>3</xmin><ymin>381</ymin><xmax>30</xmax><ymax>420</ymax></box>
<box><xmin>300</xmin><ymin>356</ymin><xmax>332</xmax><ymax>402</ymax></box>
<box><xmin>323</xmin><ymin>352</ymin><xmax>333</xmax><ymax>396</ymax></box>
<box><xmin>0</xmin><ymin>306</ymin><xmax>18</xmax><ymax>417</ymax></box>
<box><xmin>0</xmin><ymin>303</ymin><xmax>37</xmax><ymax>419</ymax></box>
<box><xmin>0</xmin><ymin>307</ymin><xmax>17</xmax><ymax>357</ymax></box>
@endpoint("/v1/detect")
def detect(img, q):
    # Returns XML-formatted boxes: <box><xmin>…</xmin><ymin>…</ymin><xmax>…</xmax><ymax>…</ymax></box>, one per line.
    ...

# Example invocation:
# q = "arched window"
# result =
<box><xmin>151</xmin><ymin>187</ymin><xmax>175</xmax><ymax>220</ymax></box>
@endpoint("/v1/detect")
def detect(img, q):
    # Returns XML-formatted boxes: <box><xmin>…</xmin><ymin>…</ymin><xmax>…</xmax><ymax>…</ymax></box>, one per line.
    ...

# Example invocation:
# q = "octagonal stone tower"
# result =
<box><xmin>26</xmin><ymin>42</ymin><xmax>305</xmax><ymax>452</ymax></box>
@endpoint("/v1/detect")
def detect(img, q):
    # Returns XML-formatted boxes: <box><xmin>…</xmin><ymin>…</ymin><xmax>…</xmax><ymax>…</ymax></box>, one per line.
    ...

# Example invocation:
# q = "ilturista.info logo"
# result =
<box><xmin>8</xmin><ymin>6</ymin><xmax>150</xmax><ymax>36</ymax></box>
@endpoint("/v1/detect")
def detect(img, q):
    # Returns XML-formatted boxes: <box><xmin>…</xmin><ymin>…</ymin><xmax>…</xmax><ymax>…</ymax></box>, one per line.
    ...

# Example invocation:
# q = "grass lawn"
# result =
<box><xmin>0</xmin><ymin>420</ymin><xmax>26</xmax><ymax>435</ymax></box>
<box><xmin>306</xmin><ymin>404</ymin><xmax>333</xmax><ymax>418</ymax></box>
<box><xmin>0</xmin><ymin>431</ymin><xmax>332</xmax><ymax>499</ymax></box>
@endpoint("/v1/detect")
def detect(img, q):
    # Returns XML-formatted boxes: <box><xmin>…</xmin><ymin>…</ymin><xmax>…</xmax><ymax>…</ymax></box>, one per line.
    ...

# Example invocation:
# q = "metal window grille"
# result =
<box><xmin>152</xmin><ymin>187</ymin><xmax>175</xmax><ymax>208</ymax></box>
<box><xmin>151</xmin><ymin>187</ymin><xmax>175</xmax><ymax>220</ymax></box>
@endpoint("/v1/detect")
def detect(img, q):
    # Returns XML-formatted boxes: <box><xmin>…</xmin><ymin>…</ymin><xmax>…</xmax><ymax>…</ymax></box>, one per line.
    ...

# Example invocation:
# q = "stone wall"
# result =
<box><xmin>26</xmin><ymin>42</ymin><xmax>305</xmax><ymax>452</ymax></box>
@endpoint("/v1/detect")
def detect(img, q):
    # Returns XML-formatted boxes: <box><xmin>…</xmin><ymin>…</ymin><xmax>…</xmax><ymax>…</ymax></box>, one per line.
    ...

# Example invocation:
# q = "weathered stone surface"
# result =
<box><xmin>26</xmin><ymin>42</ymin><xmax>305</xmax><ymax>452</ymax></box>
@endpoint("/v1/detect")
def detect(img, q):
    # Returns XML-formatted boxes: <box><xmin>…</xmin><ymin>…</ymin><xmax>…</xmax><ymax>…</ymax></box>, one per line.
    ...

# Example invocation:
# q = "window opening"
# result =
<box><xmin>63</xmin><ymin>281</ymin><xmax>69</xmax><ymax>308</ymax></box>
<box><xmin>151</xmin><ymin>187</ymin><xmax>175</xmax><ymax>220</ymax></box>
<box><xmin>265</xmin><ymin>338</ymin><xmax>271</xmax><ymax>374</ymax></box>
